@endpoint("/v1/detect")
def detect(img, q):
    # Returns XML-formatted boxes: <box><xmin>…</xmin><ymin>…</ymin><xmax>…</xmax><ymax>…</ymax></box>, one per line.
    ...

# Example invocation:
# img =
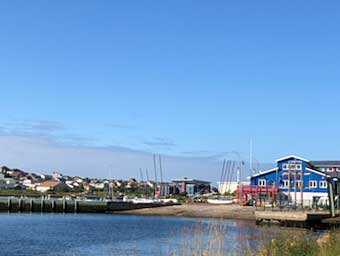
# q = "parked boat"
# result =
<box><xmin>207</xmin><ymin>199</ymin><xmax>234</xmax><ymax>205</ymax></box>
<box><xmin>131</xmin><ymin>198</ymin><xmax>156</xmax><ymax>204</ymax></box>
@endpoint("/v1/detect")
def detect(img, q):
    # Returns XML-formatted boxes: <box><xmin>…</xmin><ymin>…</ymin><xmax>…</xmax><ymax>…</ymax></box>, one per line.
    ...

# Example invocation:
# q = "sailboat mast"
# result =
<box><xmin>145</xmin><ymin>168</ymin><xmax>150</xmax><ymax>181</ymax></box>
<box><xmin>250</xmin><ymin>138</ymin><xmax>253</xmax><ymax>174</ymax></box>
<box><xmin>153</xmin><ymin>154</ymin><xmax>158</xmax><ymax>183</ymax></box>
<box><xmin>159</xmin><ymin>155</ymin><xmax>164</xmax><ymax>183</ymax></box>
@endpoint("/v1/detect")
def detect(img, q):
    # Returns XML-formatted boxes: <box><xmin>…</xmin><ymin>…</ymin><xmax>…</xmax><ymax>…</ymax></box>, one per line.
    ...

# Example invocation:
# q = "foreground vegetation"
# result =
<box><xmin>253</xmin><ymin>231</ymin><xmax>340</xmax><ymax>256</ymax></box>
<box><xmin>170</xmin><ymin>222</ymin><xmax>340</xmax><ymax>256</ymax></box>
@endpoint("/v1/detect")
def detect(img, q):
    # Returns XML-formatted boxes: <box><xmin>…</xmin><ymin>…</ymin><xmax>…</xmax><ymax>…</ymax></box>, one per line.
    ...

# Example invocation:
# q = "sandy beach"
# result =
<box><xmin>114</xmin><ymin>204</ymin><xmax>255</xmax><ymax>220</ymax></box>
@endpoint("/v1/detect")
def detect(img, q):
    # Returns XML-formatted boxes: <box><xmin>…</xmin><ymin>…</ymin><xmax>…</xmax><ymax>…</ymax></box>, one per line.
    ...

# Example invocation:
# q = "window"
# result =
<box><xmin>295</xmin><ymin>180</ymin><xmax>302</xmax><ymax>188</ymax></box>
<box><xmin>258</xmin><ymin>179</ymin><xmax>266</xmax><ymax>187</ymax></box>
<box><xmin>282</xmin><ymin>180</ymin><xmax>289</xmax><ymax>187</ymax></box>
<box><xmin>309</xmin><ymin>180</ymin><xmax>317</xmax><ymax>188</ymax></box>
<box><xmin>283</xmin><ymin>163</ymin><xmax>302</xmax><ymax>170</ymax></box>
<box><xmin>320</xmin><ymin>181</ymin><xmax>327</xmax><ymax>189</ymax></box>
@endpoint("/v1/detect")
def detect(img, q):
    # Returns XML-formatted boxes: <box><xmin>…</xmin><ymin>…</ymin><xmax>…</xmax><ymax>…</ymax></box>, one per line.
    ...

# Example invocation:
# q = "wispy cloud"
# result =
<box><xmin>60</xmin><ymin>134</ymin><xmax>96</xmax><ymax>145</ymax></box>
<box><xmin>106</xmin><ymin>123</ymin><xmax>134</xmax><ymax>129</ymax></box>
<box><xmin>1</xmin><ymin>120</ymin><xmax>97</xmax><ymax>146</ymax></box>
<box><xmin>143</xmin><ymin>137</ymin><xmax>176</xmax><ymax>147</ymax></box>
<box><xmin>0</xmin><ymin>134</ymin><xmax>224</xmax><ymax>181</ymax></box>
<box><xmin>3</xmin><ymin>120</ymin><xmax>64</xmax><ymax>134</ymax></box>
<box><xmin>181</xmin><ymin>150</ymin><xmax>213</xmax><ymax>156</ymax></box>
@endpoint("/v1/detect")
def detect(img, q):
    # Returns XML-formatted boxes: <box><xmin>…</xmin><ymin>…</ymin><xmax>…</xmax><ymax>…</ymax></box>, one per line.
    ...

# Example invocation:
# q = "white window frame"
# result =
<box><xmin>282</xmin><ymin>180</ymin><xmax>289</xmax><ymax>187</ymax></box>
<box><xmin>283</xmin><ymin>163</ymin><xmax>302</xmax><ymax>170</ymax></box>
<box><xmin>258</xmin><ymin>179</ymin><xmax>266</xmax><ymax>187</ymax></box>
<box><xmin>295</xmin><ymin>180</ymin><xmax>302</xmax><ymax>188</ymax></box>
<box><xmin>309</xmin><ymin>180</ymin><xmax>317</xmax><ymax>188</ymax></box>
<box><xmin>319</xmin><ymin>181</ymin><xmax>327</xmax><ymax>189</ymax></box>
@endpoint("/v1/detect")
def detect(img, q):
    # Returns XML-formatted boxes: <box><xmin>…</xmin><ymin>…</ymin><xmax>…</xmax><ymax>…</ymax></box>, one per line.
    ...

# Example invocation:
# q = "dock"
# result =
<box><xmin>0</xmin><ymin>197</ymin><xmax>177</xmax><ymax>214</ymax></box>
<box><xmin>255</xmin><ymin>210</ymin><xmax>332</xmax><ymax>228</ymax></box>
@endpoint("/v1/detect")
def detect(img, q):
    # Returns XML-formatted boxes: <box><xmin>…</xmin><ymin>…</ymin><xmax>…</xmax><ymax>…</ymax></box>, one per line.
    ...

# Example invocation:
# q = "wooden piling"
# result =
<box><xmin>52</xmin><ymin>200</ymin><xmax>55</xmax><ymax>212</ymax></box>
<box><xmin>30</xmin><ymin>199</ymin><xmax>33</xmax><ymax>212</ymax></box>
<box><xmin>41</xmin><ymin>198</ymin><xmax>44</xmax><ymax>212</ymax></box>
<box><xmin>18</xmin><ymin>198</ymin><xmax>22</xmax><ymax>212</ymax></box>
<box><xmin>74</xmin><ymin>200</ymin><xmax>78</xmax><ymax>213</ymax></box>
<box><xmin>62</xmin><ymin>199</ymin><xmax>66</xmax><ymax>213</ymax></box>
<box><xmin>8</xmin><ymin>198</ymin><xmax>11</xmax><ymax>211</ymax></box>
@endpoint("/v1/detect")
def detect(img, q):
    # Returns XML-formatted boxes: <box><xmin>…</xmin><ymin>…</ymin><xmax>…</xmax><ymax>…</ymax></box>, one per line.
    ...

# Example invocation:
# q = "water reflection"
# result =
<box><xmin>0</xmin><ymin>213</ymin><xmax>311</xmax><ymax>256</ymax></box>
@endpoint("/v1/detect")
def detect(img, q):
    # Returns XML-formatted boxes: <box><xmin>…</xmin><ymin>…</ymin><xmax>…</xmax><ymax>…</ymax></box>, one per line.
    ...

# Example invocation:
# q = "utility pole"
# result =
<box><xmin>288</xmin><ymin>162</ymin><xmax>291</xmax><ymax>204</ymax></box>
<box><xmin>294</xmin><ymin>160</ymin><xmax>297</xmax><ymax>208</ymax></box>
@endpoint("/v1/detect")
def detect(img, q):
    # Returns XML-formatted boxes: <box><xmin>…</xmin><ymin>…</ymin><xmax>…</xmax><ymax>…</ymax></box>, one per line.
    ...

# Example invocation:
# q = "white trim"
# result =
<box><xmin>275</xmin><ymin>155</ymin><xmax>310</xmax><ymax>163</ymax></box>
<box><xmin>319</xmin><ymin>180</ymin><xmax>327</xmax><ymax>189</ymax></box>
<box><xmin>282</xmin><ymin>180</ymin><xmax>289</xmax><ymax>187</ymax></box>
<box><xmin>258</xmin><ymin>179</ymin><xmax>266</xmax><ymax>187</ymax></box>
<box><xmin>306</xmin><ymin>167</ymin><xmax>329</xmax><ymax>177</ymax></box>
<box><xmin>252</xmin><ymin>167</ymin><xmax>278</xmax><ymax>178</ymax></box>
<box><xmin>308</xmin><ymin>180</ymin><xmax>317</xmax><ymax>188</ymax></box>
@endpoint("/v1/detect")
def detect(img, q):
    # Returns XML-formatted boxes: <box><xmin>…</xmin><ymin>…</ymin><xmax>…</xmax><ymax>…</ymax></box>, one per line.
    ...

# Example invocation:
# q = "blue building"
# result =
<box><xmin>250</xmin><ymin>155</ymin><xmax>339</xmax><ymax>206</ymax></box>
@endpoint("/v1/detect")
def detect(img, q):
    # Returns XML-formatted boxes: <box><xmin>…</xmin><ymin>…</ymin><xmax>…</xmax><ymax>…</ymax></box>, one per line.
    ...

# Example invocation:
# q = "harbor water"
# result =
<box><xmin>0</xmin><ymin>213</ymin><xmax>306</xmax><ymax>256</ymax></box>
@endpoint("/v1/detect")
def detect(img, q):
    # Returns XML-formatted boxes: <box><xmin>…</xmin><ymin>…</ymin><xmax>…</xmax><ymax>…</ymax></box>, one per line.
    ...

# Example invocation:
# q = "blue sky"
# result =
<box><xmin>0</xmin><ymin>1</ymin><xmax>340</xmax><ymax>180</ymax></box>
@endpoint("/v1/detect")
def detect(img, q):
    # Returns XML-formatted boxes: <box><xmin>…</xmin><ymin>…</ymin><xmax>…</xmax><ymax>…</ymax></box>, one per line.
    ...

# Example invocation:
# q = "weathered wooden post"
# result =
<box><xmin>18</xmin><ymin>198</ymin><xmax>22</xmax><ymax>212</ymax></box>
<box><xmin>41</xmin><ymin>198</ymin><xmax>44</xmax><ymax>212</ymax></box>
<box><xmin>52</xmin><ymin>200</ymin><xmax>55</xmax><ymax>212</ymax></box>
<box><xmin>327</xmin><ymin>177</ymin><xmax>335</xmax><ymax>217</ymax></box>
<box><xmin>62</xmin><ymin>199</ymin><xmax>66</xmax><ymax>213</ymax></box>
<box><xmin>30</xmin><ymin>199</ymin><xmax>33</xmax><ymax>212</ymax></box>
<box><xmin>337</xmin><ymin>175</ymin><xmax>340</xmax><ymax>211</ymax></box>
<box><xmin>74</xmin><ymin>200</ymin><xmax>78</xmax><ymax>213</ymax></box>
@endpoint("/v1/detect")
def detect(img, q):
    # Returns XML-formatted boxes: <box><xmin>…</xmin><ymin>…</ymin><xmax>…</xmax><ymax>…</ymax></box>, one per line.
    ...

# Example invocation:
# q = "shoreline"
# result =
<box><xmin>111</xmin><ymin>203</ymin><xmax>255</xmax><ymax>220</ymax></box>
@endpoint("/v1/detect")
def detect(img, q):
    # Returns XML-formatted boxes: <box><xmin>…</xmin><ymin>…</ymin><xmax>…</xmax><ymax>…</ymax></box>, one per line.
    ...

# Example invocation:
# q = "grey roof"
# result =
<box><xmin>171</xmin><ymin>178</ymin><xmax>211</xmax><ymax>184</ymax></box>
<box><xmin>311</xmin><ymin>161</ymin><xmax>340</xmax><ymax>167</ymax></box>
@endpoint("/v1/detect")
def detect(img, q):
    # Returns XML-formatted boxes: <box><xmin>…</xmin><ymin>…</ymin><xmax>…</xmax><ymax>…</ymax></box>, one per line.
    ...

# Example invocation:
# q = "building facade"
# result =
<box><xmin>250</xmin><ymin>155</ymin><xmax>338</xmax><ymax>206</ymax></box>
<box><xmin>0</xmin><ymin>173</ymin><xmax>17</xmax><ymax>190</ymax></box>
<box><xmin>172</xmin><ymin>178</ymin><xmax>211</xmax><ymax>196</ymax></box>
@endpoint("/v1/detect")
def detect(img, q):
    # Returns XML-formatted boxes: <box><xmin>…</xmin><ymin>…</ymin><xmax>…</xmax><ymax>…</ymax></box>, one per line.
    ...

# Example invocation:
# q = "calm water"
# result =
<box><xmin>0</xmin><ymin>213</ymin><xmax>296</xmax><ymax>256</ymax></box>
